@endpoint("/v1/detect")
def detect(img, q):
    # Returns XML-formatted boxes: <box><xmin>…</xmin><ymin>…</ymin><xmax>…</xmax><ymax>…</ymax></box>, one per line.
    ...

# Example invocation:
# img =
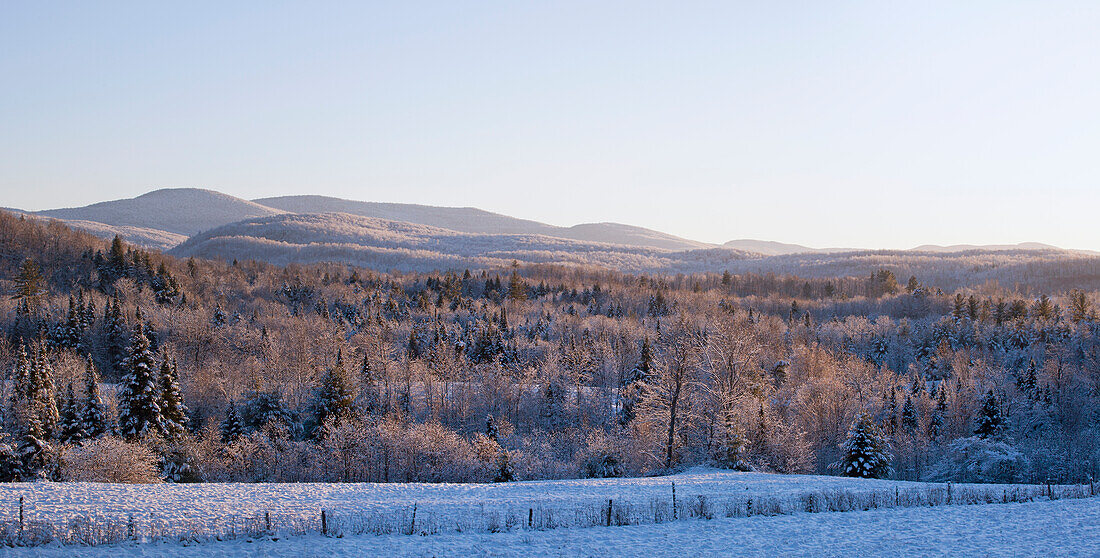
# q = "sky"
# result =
<box><xmin>2</xmin><ymin>1</ymin><xmax>1099</xmax><ymax>250</ymax></box>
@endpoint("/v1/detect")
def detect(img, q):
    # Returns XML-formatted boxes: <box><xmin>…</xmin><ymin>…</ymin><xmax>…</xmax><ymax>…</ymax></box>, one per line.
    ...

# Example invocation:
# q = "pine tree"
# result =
<box><xmin>507</xmin><ymin>270</ymin><xmax>527</xmax><ymax>301</ymax></box>
<box><xmin>974</xmin><ymin>389</ymin><xmax>1006</xmax><ymax>439</ymax></box>
<box><xmin>12</xmin><ymin>258</ymin><xmax>45</xmax><ymax>311</ymax></box>
<box><xmin>220</xmin><ymin>401</ymin><xmax>244</xmax><ymax>443</ymax></box>
<box><xmin>312</xmin><ymin>350</ymin><xmax>357</xmax><ymax>436</ymax></box>
<box><xmin>901</xmin><ymin>395</ymin><xmax>919</xmax><ymax>433</ymax></box>
<box><xmin>28</xmin><ymin>347</ymin><xmax>58</xmax><ymax>439</ymax></box>
<box><xmin>80</xmin><ymin>358</ymin><xmax>108</xmax><ymax>439</ymax></box>
<box><xmin>493</xmin><ymin>449</ymin><xmax>515</xmax><ymax>483</ymax></box>
<box><xmin>159</xmin><ymin>355</ymin><xmax>189</xmax><ymax>438</ymax></box>
<box><xmin>716</xmin><ymin>411</ymin><xmax>749</xmax><ymax>471</ymax></box>
<box><xmin>0</xmin><ymin>433</ymin><xmax>23</xmax><ymax>482</ymax></box>
<box><xmin>840</xmin><ymin>413</ymin><xmax>891</xmax><ymax>479</ymax></box>
<box><xmin>116</xmin><ymin>322</ymin><xmax>164</xmax><ymax>441</ymax></box>
<box><xmin>16</xmin><ymin>398</ymin><xmax>53</xmax><ymax>478</ymax></box>
<box><xmin>58</xmin><ymin>382</ymin><xmax>85</xmax><ymax>444</ymax></box>
<box><xmin>485</xmin><ymin>413</ymin><xmax>499</xmax><ymax>442</ymax></box>
<box><xmin>929</xmin><ymin>386</ymin><xmax>948</xmax><ymax>441</ymax></box>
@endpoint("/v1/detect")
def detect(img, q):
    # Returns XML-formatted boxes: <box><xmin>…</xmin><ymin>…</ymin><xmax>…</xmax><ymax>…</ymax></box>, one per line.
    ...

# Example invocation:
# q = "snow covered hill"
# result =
<box><xmin>167</xmin><ymin>212</ymin><xmax>756</xmax><ymax>273</ymax></box>
<box><xmin>35</xmin><ymin>188</ymin><xmax>286</xmax><ymax>237</ymax></box>
<box><xmin>255</xmin><ymin>195</ymin><xmax>714</xmax><ymax>251</ymax></box>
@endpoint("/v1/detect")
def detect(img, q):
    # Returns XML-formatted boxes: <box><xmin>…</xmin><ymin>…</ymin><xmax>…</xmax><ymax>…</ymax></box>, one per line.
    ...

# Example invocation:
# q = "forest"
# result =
<box><xmin>0</xmin><ymin>209</ymin><xmax>1097</xmax><ymax>485</ymax></box>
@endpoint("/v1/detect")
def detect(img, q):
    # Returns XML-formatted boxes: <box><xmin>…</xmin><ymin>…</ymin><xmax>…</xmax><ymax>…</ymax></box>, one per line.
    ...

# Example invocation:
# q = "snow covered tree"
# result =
<box><xmin>901</xmin><ymin>395</ymin><xmax>919</xmax><ymax>433</ymax></box>
<box><xmin>158</xmin><ymin>355</ymin><xmax>188</xmax><ymax>438</ymax></box>
<box><xmin>715</xmin><ymin>411</ymin><xmax>750</xmax><ymax>471</ymax></box>
<box><xmin>974</xmin><ymin>389</ymin><xmax>1006</xmax><ymax>439</ymax></box>
<box><xmin>840</xmin><ymin>413</ymin><xmax>892</xmax><ymax>479</ymax></box>
<box><xmin>310</xmin><ymin>350</ymin><xmax>357</xmax><ymax>437</ymax></box>
<box><xmin>16</xmin><ymin>399</ymin><xmax>54</xmax><ymax>478</ymax></box>
<box><xmin>0</xmin><ymin>433</ymin><xmax>23</xmax><ymax>482</ymax></box>
<box><xmin>493</xmin><ymin>449</ymin><xmax>515</xmax><ymax>482</ymax></box>
<box><xmin>619</xmin><ymin>337</ymin><xmax>652</xmax><ymax>426</ymax></box>
<box><xmin>116</xmin><ymin>322</ymin><xmax>164</xmax><ymax>441</ymax></box>
<box><xmin>485</xmin><ymin>413</ymin><xmax>499</xmax><ymax>442</ymax></box>
<box><xmin>80</xmin><ymin>358</ymin><xmax>108</xmax><ymax>439</ymax></box>
<box><xmin>221</xmin><ymin>401</ymin><xmax>244</xmax><ymax>443</ymax></box>
<box><xmin>58</xmin><ymin>382</ymin><xmax>85</xmax><ymax>444</ymax></box>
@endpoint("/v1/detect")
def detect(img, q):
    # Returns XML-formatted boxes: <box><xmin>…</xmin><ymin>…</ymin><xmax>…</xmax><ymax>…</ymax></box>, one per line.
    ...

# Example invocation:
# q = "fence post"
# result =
<box><xmin>607</xmin><ymin>499</ymin><xmax>613</xmax><ymax>527</ymax></box>
<box><xmin>672</xmin><ymin>482</ymin><xmax>677</xmax><ymax>520</ymax></box>
<box><xmin>19</xmin><ymin>496</ymin><xmax>24</xmax><ymax>537</ymax></box>
<box><xmin>895</xmin><ymin>487</ymin><xmax>899</xmax><ymax>507</ymax></box>
<box><xmin>528</xmin><ymin>508</ymin><xmax>533</xmax><ymax>529</ymax></box>
<box><xmin>410</xmin><ymin>503</ymin><xmax>417</xmax><ymax>535</ymax></box>
<box><xmin>321</xmin><ymin>510</ymin><xmax>327</xmax><ymax>536</ymax></box>
<box><xmin>265</xmin><ymin>511</ymin><xmax>271</xmax><ymax>533</ymax></box>
<box><xmin>947</xmin><ymin>483</ymin><xmax>952</xmax><ymax>505</ymax></box>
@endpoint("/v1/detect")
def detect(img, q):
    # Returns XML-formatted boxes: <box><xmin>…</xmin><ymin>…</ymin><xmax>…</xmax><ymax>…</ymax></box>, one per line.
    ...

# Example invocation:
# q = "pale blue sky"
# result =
<box><xmin>2</xmin><ymin>2</ymin><xmax>1098</xmax><ymax>249</ymax></box>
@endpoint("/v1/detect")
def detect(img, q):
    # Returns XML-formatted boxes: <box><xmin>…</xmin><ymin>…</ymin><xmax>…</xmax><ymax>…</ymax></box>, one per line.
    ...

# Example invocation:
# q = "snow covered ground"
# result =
<box><xmin>1</xmin><ymin>469</ymin><xmax>1095</xmax><ymax>555</ymax></box>
<box><xmin>15</xmin><ymin>496</ymin><xmax>1098</xmax><ymax>557</ymax></box>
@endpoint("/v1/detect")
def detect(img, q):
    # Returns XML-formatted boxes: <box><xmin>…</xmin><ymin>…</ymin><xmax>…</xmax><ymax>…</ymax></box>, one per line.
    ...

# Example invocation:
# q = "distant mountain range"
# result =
<box><xmin>5</xmin><ymin>188</ymin><xmax>1092</xmax><ymax>279</ymax></box>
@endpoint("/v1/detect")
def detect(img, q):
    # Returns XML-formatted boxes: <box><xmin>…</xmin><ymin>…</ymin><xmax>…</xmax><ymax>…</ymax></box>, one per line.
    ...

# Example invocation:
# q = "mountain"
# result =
<box><xmin>723</xmin><ymin>239</ymin><xmax>825</xmax><ymax>256</ymax></box>
<box><xmin>909</xmin><ymin>242</ymin><xmax>1061</xmax><ymax>253</ymax></box>
<box><xmin>168</xmin><ymin>212</ymin><xmax>755</xmax><ymax>273</ymax></box>
<box><xmin>36</xmin><ymin>188</ymin><xmax>285</xmax><ymax>237</ymax></box>
<box><xmin>254</xmin><ymin>195</ymin><xmax>712</xmax><ymax>251</ymax></box>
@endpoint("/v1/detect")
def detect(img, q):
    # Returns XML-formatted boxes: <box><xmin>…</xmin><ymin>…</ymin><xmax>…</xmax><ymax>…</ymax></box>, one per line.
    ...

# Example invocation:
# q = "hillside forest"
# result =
<box><xmin>0</xmin><ymin>210</ymin><xmax>1098</xmax><ymax>485</ymax></box>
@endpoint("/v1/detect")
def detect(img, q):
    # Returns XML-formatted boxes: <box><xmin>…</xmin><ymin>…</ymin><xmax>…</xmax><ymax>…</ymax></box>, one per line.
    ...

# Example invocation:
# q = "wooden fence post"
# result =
<box><xmin>672</xmin><ymin>482</ymin><xmax>677</xmax><ymax>520</ymax></box>
<box><xmin>606</xmin><ymin>499</ymin><xmax>613</xmax><ymax>527</ymax></box>
<box><xmin>321</xmin><ymin>510</ymin><xmax>327</xmax><ymax>536</ymax></box>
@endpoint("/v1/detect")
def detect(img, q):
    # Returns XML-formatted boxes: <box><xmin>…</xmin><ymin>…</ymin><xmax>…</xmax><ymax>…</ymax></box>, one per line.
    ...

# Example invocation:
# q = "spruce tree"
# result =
<box><xmin>58</xmin><ymin>382</ymin><xmax>85</xmax><ymax>444</ymax></box>
<box><xmin>221</xmin><ymin>401</ymin><xmax>244</xmax><ymax>443</ymax></box>
<box><xmin>116</xmin><ymin>322</ymin><xmax>164</xmax><ymax>440</ymax></box>
<box><xmin>80</xmin><ymin>358</ymin><xmax>108</xmax><ymax>439</ymax></box>
<box><xmin>312</xmin><ymin>350</ymin><xmax>356</xmax><ymax>436</ymax></box>
<box><xmin>901</xmin><ymin>395</ymin><xmax>919</xmax><ymax>433</ymax></box>
<box><xmin>159</xmin><ymin>355</ymin><xmax>189</xmax><ymax>438</ymax></box>
<box><xmin>974</xmin><ymin>389</ymin><xmax>1006</xmax><ymax>439</ymax></box>
<box><xmin>716</xmin><ymin>411</ymin><xmax>749</xmax><ymax>471</ymax></box>
<box><xmin>486</xmin><ymin>413</ymin><xmax>499</xmax><ymax>442</ymax></box>
<box><xmin>840</xmin><ymin>413</ymin><xmax>891</xmax><ymax>479</ymax></box>
<box><xmin>28</xmin><ymin>347</ymin><xmax>58</xmax><ymax>439</ymax></box>
<box><xmin>16</xmin><ymin>399</ymin><xmax>53</xmax><ymax>478</ymax></box>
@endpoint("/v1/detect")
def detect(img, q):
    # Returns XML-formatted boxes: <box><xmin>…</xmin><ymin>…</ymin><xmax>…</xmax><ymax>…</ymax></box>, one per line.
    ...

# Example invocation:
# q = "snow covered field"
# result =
<box><xmin>14</xmin><ymin>496</ymin><xmax>1098</xmax><ymax>557</ymax></box>
<box><xmin>1</xmin><ymin>470</ymin><xmax>1095</xmax><ymax>554</ymax></box>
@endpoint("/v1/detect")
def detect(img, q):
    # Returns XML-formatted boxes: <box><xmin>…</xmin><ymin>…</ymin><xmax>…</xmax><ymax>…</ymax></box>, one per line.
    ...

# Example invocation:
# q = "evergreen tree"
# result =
<box><xmin>28</xmin><ymin>347</ymin><xmax>58</xmax><ymax>439</ymax></box>
<box><xmin>159</xmin><ymin>355</ymin><xmax>189</xmax><ymax>438</ymax></box>
<box><xmin>12</xmin><ymin>258</ymin><xmax>45</xmax><ymax>311</ymax></box>
<box><xmin>507</xmin><ymin>270</ymin><xmax>527</xmax><ymax>301</ymax></box>
<box><xmin>974</xmin><ymin>389</ymin><xmax>1006</xmax><ymax>439</ymax></box>
<box><xmin>220</xmin><ymin>401</ymin><xmax>244</xmax><ymax>443</ymax></box>
<box><xmin>716</xmin><ymin>411</ymin><xmax>750</xmax><ymax>471</ymax></box>
<box><xmin>493</xmin><ymin>449</ymin><xmax>515</xmax><ymax>483</ymax></box>
<box><xmin>840</xmin><ymin>413</ymin><xmax>892</xmax><ymax>479</ymax></box>
<box><xmin>16</xmin><ymin>398</ymin><xmax>53</xmax><ymax>478</ymax></box>
<box><xmin>80</xmin><ymin>358</ymin><xmax>108</xmax><ymax>439</ymax></box>
<box><xmin>58</xmin><ymin>382</ymin><xmax>85</xmax><ymax>444</ymax></box>
<box><xmin>0</xmin><ymin>433</ymin><xmax>23</xmax><ymax>482</ymax></box>
<box><xmin>929</xmin><ymin>386</ymin><xmax>948</xmax><ymax>441</ymax></box>
<box><xmin>618</xmin><ymin>337</ymin><xmax>652</xmax><ymax>425</ymax></box>
<box><xmin>116</xmin><ymin>322</ymin><xmax>164</xmax><ymax>440</ymax></box>
<box><xmin>485</xmin><ymin>413</ymin><xmax>499</xmax><ymax>442</ymax></box>
<box><xmin>901</xmin><ymin>395</ymin><xmax>919</xmax><ymax>433</ymax></box>
<box><xmin>311</xmin><ymin>350</ymin><xmax>357</xmax><ymax>436</ymax></box>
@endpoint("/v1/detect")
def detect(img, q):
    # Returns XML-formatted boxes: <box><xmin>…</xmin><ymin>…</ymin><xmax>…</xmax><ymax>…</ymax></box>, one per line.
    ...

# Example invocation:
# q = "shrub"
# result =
<box><xmin>60</xmin><ymin>437</ymin><xmax>161</xmax><ymax>483</ymax></box>
<box><xmin>926</xmin><ymin>436</ymin><xmax>1031</xmax><ymax>483</ymax></box>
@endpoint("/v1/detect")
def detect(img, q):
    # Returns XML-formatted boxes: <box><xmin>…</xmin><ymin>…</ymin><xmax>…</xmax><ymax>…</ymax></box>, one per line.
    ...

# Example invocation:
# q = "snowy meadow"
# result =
<box><xmin>1</xmin><ymin>469</ymin><xmax>1095</xmax><ymax>551</ymax></box>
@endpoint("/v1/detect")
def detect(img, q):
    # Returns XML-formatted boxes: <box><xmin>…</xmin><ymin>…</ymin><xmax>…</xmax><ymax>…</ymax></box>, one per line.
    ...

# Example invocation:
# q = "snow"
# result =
<box><xmin>8</xmin><ymin>487</ymin><xmax>1100</xmax><ymax>556</ymax></box>
<box><xmin>1</xmin><ymin>468</ymin><xmax>1094</xmax><ymax>554</ymax></box>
